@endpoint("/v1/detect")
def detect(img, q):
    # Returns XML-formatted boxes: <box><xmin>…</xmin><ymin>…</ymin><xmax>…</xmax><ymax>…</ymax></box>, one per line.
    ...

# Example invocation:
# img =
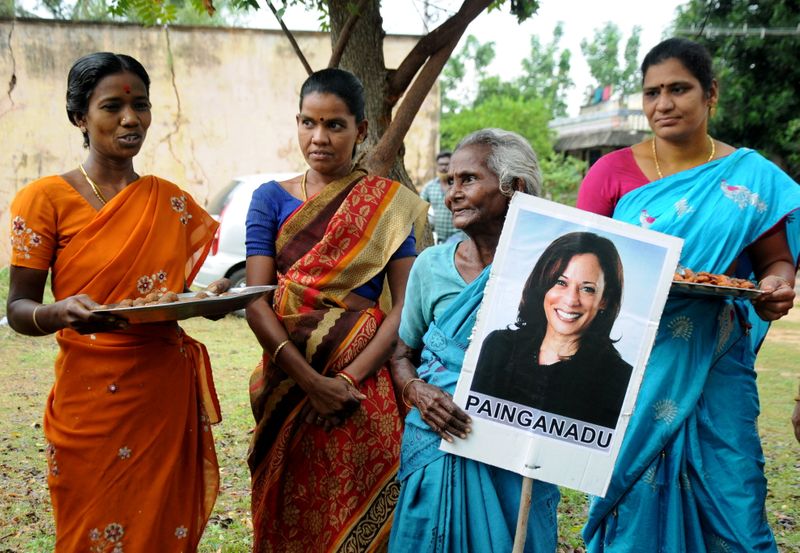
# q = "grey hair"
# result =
<box><xmin>454</xmin><ymin>128</ymin><xmax>542</xmax><ymax>198</ymax></box>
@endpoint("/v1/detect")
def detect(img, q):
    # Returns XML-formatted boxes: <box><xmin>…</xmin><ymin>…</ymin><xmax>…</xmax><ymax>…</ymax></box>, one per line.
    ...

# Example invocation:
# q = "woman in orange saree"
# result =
<box><xmin>245</xmin><ymin>68</ymin><xmax>427</xmax><ymax>553</ymax></box>
<box><xmin>7</xmin><ymin>53</ymin><xmax>222</xmax><ymax>552</ymax></box>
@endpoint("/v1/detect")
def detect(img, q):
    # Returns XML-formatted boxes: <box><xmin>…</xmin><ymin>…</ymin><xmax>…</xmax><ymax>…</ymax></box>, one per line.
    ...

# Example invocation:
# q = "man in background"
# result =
<box><xmin>420</xmin><ymin>151</ymin><xmax>460</xmax><ymax>244</ymax></box>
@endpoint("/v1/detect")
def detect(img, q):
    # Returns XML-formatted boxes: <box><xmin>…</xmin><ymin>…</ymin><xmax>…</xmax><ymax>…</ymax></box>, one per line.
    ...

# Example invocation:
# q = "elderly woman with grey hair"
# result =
<box><xmin>388</xmin><ymin>128</ymin><xmax>559</xmax><ymax>552</ymax></box>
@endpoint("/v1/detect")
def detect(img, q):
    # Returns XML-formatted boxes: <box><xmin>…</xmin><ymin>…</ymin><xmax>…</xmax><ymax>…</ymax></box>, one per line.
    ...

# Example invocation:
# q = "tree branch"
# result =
<box><xmin>367</xmin><ymin>32</ymin><xmax>461</xmax><ymax>176</ymax></box>
<box><xmin>367</xmin><ymin>0</ymin><xmax>494</xmax><ymax>174</ymax></box>
<box><xmin>328</xmin><ymin>0</ymin><xmax>371</xmax><ymax>68</ymax></box>
<box><xmin>264</xmin><ymin>0</ymin><xmax>313</xmax><ymax>75</ymax></box>
<box><xmin>387</xmin><ymin>0</ymin><xmax>492</xmax><ymax>101</ymax></box>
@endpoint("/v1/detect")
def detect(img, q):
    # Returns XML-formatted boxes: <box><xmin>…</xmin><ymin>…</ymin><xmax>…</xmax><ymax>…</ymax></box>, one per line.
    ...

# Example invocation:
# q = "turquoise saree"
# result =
<box><xmin>583</xmin><ymin>149</ymin><xmax>800</xmax><ymax>552</ymax></box>
<box><xmin>389</xmin><ymin>267</ymin><xmax>560</xmax><ymax>553</ymax></box>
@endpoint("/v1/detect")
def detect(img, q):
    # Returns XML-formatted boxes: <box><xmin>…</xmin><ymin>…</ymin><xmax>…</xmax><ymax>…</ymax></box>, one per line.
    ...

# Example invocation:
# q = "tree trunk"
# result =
<box><xmin>327</xmin><ymin>0</ymin><xmax>428</xmax><ymax>244</ymax></box>
<box><xmin>327</xmin><ymin>0</ymin><xmax>401</xmax><ymax>173</ymax></box>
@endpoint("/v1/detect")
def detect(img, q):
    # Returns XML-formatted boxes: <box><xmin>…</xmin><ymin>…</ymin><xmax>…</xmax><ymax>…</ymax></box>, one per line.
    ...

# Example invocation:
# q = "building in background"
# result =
<box><xmin>550</xmin><ymin>94</ymin><xmax>650</xmax><ymax>169</ymax></box>
<box><xmin>0</xmin><ymin>18</ymin><xmax>439</xmax><ymax>266</ymax></box>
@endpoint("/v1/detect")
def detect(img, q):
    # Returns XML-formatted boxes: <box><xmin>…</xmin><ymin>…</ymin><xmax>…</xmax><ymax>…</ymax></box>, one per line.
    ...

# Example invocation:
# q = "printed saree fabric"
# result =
<box><xmin>389</xmin><ymin>267</ymin><xmax>560</xmax><ymax>553</ymax></box>
<box><xmin>248</xmin><ymin>170</ymin><xmax>427</xmax><ymax>553</ymax></box>
<box><xmin>583</xmin><ymin>149</ymin><xmax>800</xmax><ymax>552</ymax></box>
<box><xmin>9</xmin><ymin>175</ymin><xmax>220</xmax><ymax>552</ymax></box>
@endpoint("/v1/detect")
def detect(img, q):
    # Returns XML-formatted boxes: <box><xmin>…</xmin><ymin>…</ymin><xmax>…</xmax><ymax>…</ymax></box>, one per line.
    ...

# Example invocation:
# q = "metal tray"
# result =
<box><xmin>94</xmin><ymin>285</ymin><xmax>276</xmax><ymax>323</ymax></box>
<box><xmin>669</xmin><ymin>280</ymin><xmax>764</xmax><ymax>299</ymax></box>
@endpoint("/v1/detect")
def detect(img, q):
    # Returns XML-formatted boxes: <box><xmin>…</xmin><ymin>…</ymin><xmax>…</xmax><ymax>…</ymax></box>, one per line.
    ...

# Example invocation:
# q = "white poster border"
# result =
<box><xmin>439</xmin><ymin>193</ymin><xmax>683</xmax><ymax>497</ymax></box>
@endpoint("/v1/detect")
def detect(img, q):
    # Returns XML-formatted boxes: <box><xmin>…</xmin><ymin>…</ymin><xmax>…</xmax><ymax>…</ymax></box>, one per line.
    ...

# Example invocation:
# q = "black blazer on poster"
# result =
<box><xmin>471</xmin><ymin>328</ymin><xmax>633</xmax><ymax>428</ymax></box>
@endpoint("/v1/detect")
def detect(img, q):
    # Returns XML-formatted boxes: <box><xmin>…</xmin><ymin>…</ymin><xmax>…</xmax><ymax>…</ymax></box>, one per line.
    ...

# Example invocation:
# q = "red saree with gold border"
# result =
<box><xmin>9</xmin><ymin>175</ymin><xmax>220</xmax><ymax>552</ymax></box>
<box><xmin>248</xmin><ymin>170</ymin><xmax>427</xmax><ymax>553</ymax></box>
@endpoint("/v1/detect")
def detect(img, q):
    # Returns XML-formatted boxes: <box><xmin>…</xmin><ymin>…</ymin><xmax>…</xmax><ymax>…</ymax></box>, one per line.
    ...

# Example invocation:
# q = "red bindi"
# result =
<box><xmin>123</xmin><ymin>84</ymin><xmax>131</xmax><ymax>94</ymax></box>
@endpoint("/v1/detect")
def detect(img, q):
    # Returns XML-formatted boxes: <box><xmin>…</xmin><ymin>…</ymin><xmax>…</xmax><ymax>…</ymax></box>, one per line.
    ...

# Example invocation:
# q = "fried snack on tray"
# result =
<box><xmin>156</xmin><ymin>291</ymin><xmax>180</xmax><ymax>304</ymax></box>
<box><xmin>673</xmin><ymin>268</ymin><xmax>756</xmax><ymax>289</ymax></box>
<box><xmin>94</xmin><ymin>289</ymin><xmax>234</xmax><ymax>310</ymax></box>
<box><xmin>93</xmin><ymin>290</ymin><xmax>241</xmax><ymax>311</ymax></box>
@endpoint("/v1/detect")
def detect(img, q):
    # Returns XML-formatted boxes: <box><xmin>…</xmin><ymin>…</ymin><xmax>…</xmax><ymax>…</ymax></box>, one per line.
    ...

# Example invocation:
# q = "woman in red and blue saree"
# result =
<box><xmin>389</xmin><ymin>129</ymin><xmax>560</xmax><ymax>553</ymax></box>
<box><xmin>578</xmin><ymin>38</ymin><xmax>800</xmax><ymax>552</ymax></box>
<box><xmin>245</xmin><ymin>68</ymin><xmax>427</xmax><ymax>552</ymax></box>
<box><xmin>6</xmin><ymin>53</ymin><xmax>223</xmax><ymax>552</ymax></box>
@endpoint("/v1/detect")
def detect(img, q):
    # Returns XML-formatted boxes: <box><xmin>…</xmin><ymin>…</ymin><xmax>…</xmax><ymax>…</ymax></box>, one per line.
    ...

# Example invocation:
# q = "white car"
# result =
<box><xmin>195</xmin><ymin>173</ymin><xmax>296</xmax><ymax>290</ymax></box>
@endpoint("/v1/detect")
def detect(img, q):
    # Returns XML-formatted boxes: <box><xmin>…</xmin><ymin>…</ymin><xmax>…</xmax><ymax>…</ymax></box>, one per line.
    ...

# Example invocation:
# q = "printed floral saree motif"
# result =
<box><xmin>10</xmin><ymin>175</ymin><xmax>220</xmax><ymax>552</ymax></box>
<box><xmin>248</xmin><ymin>170</ymin><xmax>426</xmax><ymax>553</ymax></box>
<box><xmin>583</xmin><ymin>150</ymin><xmax>800</xmax><ymax>552</ymax></box>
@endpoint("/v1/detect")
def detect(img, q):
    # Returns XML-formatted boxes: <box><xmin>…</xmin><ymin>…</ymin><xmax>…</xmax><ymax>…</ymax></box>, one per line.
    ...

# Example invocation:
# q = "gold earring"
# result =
<box><xmin>709</xmin><ymin>103</ymin><xmax>717</xmax><ymax>118</ymax></box>
<box><xmin>357</xmin><ymin>137</ymin><xmax>364</xmax><ymax>144</ymax></box>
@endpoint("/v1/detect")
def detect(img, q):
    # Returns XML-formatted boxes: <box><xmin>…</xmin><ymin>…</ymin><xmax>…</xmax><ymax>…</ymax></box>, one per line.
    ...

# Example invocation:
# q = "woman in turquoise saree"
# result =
<box><xmin>388</xmin><ymin>129</ymin><xmax>559</xmax><ymax>553</ymax></box>
<box><xmin>578</xmin><ymin>38</ymin><xmax>800</xmax><ymax>552</ymax></box>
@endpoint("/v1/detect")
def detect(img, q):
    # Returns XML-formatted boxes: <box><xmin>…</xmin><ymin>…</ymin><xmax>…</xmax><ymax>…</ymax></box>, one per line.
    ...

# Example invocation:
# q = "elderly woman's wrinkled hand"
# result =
<box><xmin>753</xmin><ymin>275</ymin><xmax>795</xmax><ymax>321</ymax></box>
<box><xmin>407</xmin><ymin>380</ymin><xmax>472</xmax><ymax>442</ymax></box>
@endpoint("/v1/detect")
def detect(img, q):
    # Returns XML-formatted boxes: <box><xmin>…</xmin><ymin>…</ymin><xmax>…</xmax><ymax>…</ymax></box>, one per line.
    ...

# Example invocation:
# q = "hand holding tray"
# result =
<box><xmin>670</xmin><ymin>268</ymin><xmax>763</xmax><ymax>299</ymax></box>
<box><xmin>669</xmin><ymin>280</ymin><xmax>764</xmax><ymax>299</ymax></box>
<box><xmin>93</xmin><ymin>285</ymin><xmax>276</xmax><ymax>323</ymax></box>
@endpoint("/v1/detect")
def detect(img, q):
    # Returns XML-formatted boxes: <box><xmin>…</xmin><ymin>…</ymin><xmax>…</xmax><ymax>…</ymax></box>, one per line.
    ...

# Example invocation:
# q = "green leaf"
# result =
<box><xmin>674</xmin><ymin>0</ymin><xmax>800</xmax><ymax>180</ymax></box>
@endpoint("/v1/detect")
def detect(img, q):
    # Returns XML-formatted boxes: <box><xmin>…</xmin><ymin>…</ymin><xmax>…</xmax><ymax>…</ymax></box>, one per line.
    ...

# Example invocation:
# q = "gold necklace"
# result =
<box><xmin>652</xmin><ymin>135</ymin><xmax>715</xmax><ymax>180</ymax></box>
<box><xmin>78</xmin><ymin>163</ymin><xmax>107</xmax><ymax>205</ymax></box>
<box><xmin>300</xmin><ymin>171</ymin><xmax>308</xmax><ymax>201</ymax></box>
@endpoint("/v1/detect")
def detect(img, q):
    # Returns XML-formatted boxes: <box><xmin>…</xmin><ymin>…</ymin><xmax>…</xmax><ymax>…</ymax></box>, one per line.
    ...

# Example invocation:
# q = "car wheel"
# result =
<box><xmin>228</xmin><ymin>268</ymin><xmax>247</xmax><ymax>317</ymax></box>
<box><xmin>229</xmin><ymin>267</ymin><xmax>247</xmax><ymax>289</ymax></box>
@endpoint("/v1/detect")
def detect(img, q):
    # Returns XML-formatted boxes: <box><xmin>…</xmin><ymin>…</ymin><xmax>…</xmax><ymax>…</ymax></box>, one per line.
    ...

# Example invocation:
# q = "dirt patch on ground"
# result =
<box><xmin>766</xmin><ymin>327</ymin><xmax>800</xmax><ymax>343</ymax></box>
<box><xmin>761</xmin><ymin>299</ymin><xmax>800</xmax><ymax>344</ymax></box>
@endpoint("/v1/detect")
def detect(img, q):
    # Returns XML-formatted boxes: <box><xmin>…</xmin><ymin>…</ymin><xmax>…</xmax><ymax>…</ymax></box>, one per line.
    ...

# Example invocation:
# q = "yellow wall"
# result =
<box><xmin>0</xmin><ymin>18</ymin><xmax>440</xmax><ymax>266</ymax></box>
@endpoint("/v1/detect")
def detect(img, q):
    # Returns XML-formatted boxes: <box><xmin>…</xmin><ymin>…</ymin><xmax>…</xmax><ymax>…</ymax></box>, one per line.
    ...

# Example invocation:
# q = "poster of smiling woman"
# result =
<box><xmin>440</xmin><ymin>193</ymin><xmax>682</xmax><ymax>497</ymax></box>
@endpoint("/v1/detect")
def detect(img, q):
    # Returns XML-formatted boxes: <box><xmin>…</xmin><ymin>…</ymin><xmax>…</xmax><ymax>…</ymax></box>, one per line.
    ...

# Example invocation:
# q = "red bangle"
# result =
<box><xmin>337</xmin><ymin>370</ymin><xmax>359</xmax><ymax>388</ymax></box>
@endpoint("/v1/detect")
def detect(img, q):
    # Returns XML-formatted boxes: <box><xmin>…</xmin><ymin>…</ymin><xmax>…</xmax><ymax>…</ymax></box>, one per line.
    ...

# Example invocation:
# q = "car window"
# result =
<box><xmin>206</xmin><ymin>180</ymin><xmax>241</xmax><ymax>215</ymax></box>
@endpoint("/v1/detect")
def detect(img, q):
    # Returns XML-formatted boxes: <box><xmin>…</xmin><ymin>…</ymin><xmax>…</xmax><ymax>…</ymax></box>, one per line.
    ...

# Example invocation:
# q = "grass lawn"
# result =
<box><xmin>0</xmin><ymin>268</ymin><xmax>798</xmax><ymax>551</ymax></box>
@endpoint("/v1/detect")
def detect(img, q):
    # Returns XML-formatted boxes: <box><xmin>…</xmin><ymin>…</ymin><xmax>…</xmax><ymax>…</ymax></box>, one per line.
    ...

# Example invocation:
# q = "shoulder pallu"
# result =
<box><xmin>583</xmin><ymin>149</ymin><xmax>800</xmax><ymax>552</ymax></box>
<box><xmin>389</xmin><ymin>267</ymin><xmax>560</xmax><ymax>553</ymax></box>
<box><xmin>248</xmin><ymin>169</ymin><xmax>427</xmax><ymax>553</ymax></box>
<box><xmin>42</xmin><ymin>176</ymin><xmax>220</xmax><ymax>552</ymax></box>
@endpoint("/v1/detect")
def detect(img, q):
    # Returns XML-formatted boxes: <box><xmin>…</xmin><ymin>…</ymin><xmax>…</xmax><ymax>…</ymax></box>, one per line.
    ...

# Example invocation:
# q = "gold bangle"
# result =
<box><xmin>336</xmin><ymin>372</ymin><xmax>357</xmax><ymax>388</ymax></box>
<box><xmin>271</xmin><ymin>339</ymin><xmax>290</xmax><ymax>361</ymax></box>
<box><xmin>401</xmin><ymin>378</ymin><xmax>424</xmax><ymax>409</ymax></box>
<box><xmin>32</xmin><ymin>305</ymin><xmax>47</xmax><ymax>334</ymax></box>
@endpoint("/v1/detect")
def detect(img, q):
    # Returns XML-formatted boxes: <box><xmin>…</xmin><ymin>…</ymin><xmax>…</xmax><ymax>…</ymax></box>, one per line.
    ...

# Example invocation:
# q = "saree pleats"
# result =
<box><xmin>248</xmin><ymin>170</ymin><xmax>427</xmax><ymax>553</ymax></box>
<box><xmin>12</xmin><ymin>175</ymin><xmax>220</xmax><ymax>552</ymax></box>
<box><xmin>583</xmin><ymin>149</ymin><xmax>800</xmax><ymax>552</ymax></box>
<box><xmin>389</xmin><ymin>268</ymin><xmax>560</xmax><ymax>553</ymax></box>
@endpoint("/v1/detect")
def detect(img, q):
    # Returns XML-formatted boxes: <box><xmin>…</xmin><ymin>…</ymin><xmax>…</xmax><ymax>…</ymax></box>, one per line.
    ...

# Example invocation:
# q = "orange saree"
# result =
<box><xmin>248</xmin><ymin>170</ymin><xmax>427</xmax><ymax>553</ymax></box>
<box><xmin>9</xmin><ymin>175</ymin><xmax>220</xmax><ymax>552</ymax></box>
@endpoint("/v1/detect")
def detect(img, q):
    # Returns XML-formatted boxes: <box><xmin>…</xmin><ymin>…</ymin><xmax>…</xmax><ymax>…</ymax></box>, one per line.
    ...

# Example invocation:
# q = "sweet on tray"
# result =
<box><xmin>95</xmin><ymin>289</ymin><xmax>236</xmax><ymax>310</ymax></box>
<box><xmin>90</xmin><ymin>286</ymin><xmax>275</xmax><ymax>324</ymax></box>
<box><xmin>673</xmin><ymin>268</ymin><xmax>756</xmax><ymax>289</ymax></box>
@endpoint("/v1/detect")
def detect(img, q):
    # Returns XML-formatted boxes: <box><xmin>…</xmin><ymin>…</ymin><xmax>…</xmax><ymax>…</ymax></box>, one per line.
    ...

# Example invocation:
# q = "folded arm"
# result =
<box><xmin>244</xmin><ymin>255</ymin><xmax>364</xmax><ymax>428</ymax></box>
<box><xmin>389</xmin><ymin>337</ymin><xmax>471</xmax><ymax>442</ymax></box>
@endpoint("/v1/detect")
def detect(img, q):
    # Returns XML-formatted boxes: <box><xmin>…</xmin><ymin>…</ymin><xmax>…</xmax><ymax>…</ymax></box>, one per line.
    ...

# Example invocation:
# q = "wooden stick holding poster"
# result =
<box><xmin>512</xmin><ymin>477</ymin><xmax>534</xmax><ymax>553</ymax></box>
<box><xmin>440</xmin><ymin>193</ymin><xmax>683</xmax><ymax>498</ymax></box>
